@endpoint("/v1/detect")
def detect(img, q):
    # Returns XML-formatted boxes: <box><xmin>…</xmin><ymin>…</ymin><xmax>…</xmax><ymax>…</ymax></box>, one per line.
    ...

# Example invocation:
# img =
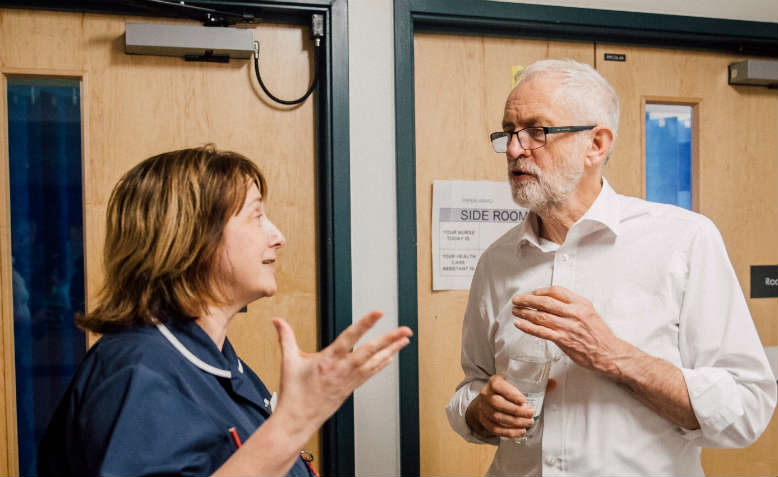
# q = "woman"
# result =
<box><xmin>37</xmin><ymin>145</ymin><xmax>412</xmax><ymax>476</ymax></box>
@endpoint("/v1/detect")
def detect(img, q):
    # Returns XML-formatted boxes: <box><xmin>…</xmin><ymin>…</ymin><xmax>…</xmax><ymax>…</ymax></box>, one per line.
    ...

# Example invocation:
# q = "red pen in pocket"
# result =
<box><xmin>229</xmin><ymin>426</ymin><xmax>317</xmax><ymax>477</ymax></box>
<box><xmin>301</xmin><ymin>450</ymin><xmax>320</xmax><ymax>477</ymax></box>
<box><xmin>228</xmin><ymin>427</ymin><xmax>242</xmax><ymax>449</ymax></box>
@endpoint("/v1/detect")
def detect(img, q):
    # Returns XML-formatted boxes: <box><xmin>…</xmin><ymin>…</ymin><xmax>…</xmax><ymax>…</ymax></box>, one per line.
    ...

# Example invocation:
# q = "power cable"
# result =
<box><xmin>252</xmin><ymin>14</ymin><xmax>324</xmax><ymax>106</ymax></box>
<box><xmin>253</xmin><ymin>39</ymin><xmax>320</xmax><ymax>105</ymax></box>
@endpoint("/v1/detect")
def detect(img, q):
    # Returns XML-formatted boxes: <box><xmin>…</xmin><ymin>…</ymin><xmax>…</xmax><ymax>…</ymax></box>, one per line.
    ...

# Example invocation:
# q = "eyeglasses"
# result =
<box><xmin>489</xmin><ymin>125</ymin><xmax>596</xmax><ymax>153</ymax></box>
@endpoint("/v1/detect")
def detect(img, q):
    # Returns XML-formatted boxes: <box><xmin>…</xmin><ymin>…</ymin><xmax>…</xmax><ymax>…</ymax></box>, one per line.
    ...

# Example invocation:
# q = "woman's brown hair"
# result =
<box><xmin>77</xmin><ymin>144</ymin><xmax>266</xmax><ymax>333</ymax></box>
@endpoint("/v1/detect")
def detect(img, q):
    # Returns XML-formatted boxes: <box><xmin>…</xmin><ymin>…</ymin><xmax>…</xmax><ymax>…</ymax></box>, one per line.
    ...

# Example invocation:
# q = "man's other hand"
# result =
<box><xmin>465</xmin><ymin>375</ymin><xmax>536</xmax><ymax>440</ymax></box>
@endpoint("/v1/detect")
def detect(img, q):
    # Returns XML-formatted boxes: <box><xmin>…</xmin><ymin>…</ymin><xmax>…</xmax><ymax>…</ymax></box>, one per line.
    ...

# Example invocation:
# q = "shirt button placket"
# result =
<box><xmin>548</xmin><ymin>248</ymin><xmax>574</xmax><ymax>475</ymax></box>
<box><xmin>552</xmin><ymin>248</ymin><xmax>576</xmax><ymax>289</ymax></box>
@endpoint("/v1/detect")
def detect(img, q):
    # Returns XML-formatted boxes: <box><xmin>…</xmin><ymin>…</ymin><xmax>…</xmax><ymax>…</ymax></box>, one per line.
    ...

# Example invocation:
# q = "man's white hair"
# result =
<box><xmin>515</xmin><ymin>58</ymin><xmax>620</xmax><ymax>151</ymax></box>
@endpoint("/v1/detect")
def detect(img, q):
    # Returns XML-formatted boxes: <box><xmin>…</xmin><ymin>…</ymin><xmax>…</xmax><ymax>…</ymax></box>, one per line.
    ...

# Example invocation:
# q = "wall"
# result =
<box><xmin>350</xmin><ymin>1</ymin><xmax>400</xmax><ymax>476</ymax></box>
<box><xmin>348</xmin><ymin>0</ymin><xmax>778</xmax><ymax>476</ymax></box>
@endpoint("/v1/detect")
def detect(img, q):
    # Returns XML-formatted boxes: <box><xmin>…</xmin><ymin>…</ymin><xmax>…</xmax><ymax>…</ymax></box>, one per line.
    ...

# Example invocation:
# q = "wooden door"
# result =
<box><xmin>0</xmin><ymin>9</ymin><xmax>319</xmax><ymax>475</ymax></box>
<box><xmin>598</xmin><ymin>43</ymin><xmax>777</xmax><ymax>476</ymax></box>
<box><xmin>413</xmin><ymin>32</ymin><xmax>594</xmax><ymax>476</ymax></box>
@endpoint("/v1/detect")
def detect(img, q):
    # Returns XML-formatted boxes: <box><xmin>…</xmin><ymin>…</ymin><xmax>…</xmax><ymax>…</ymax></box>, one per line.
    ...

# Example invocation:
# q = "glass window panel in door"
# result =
<box><xmin>7</xmin><ymin>77</ymin><xmax>86</xmax><ymax>476</ymax></box>
<box><xmin>645</xmin><ymin>103</ymin><xmax>693</xmax><ymax>209</ymax></box>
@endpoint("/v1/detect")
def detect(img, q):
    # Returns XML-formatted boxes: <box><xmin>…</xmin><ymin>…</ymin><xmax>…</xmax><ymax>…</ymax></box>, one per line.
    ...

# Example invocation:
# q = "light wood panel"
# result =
<box><xmin>0</xmin><ymin>9</ymin><xmax>319</xmax><ymax>475</ymax></box>
<box><xmin>413</xmin><ymin>32</ymin><xmax>593</xmax><ymax>476</ymax></box>
<box><xmin>597</xmin><ymin>43</ymin><xmax>777</xmax><ymax>477</ymax></box>
<box><xmin>0</xmin><ymin>73</ymin><xmax>17</xmax><ymax>477</ymax></box>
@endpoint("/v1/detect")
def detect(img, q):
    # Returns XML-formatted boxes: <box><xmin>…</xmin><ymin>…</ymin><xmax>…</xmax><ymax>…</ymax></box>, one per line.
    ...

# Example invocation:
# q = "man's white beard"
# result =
<box><xmin>509</xmin><ymin>154</ymin><xmax>584</xmax><ymax>213</ymax></box>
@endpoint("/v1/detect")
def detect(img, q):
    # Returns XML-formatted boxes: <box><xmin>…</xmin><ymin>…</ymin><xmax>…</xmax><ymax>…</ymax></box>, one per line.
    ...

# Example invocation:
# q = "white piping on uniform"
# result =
<box><xmin>155</xmin><ymin>321</ymin><xmax>232</xmax><ymax>379</ymax></box>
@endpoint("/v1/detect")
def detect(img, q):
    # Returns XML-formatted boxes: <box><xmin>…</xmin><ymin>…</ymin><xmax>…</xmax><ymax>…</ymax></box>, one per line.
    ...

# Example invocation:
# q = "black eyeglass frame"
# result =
<box><xmin>490</xmin><ymin>125</ymin><xmax>596</xmax><ymax>152</ymax></box>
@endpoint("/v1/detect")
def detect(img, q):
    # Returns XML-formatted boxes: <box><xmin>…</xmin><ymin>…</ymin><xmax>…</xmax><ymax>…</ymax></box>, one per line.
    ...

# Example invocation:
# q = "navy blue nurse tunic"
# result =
<box><xmin>37</xmin><ymin>318</ymin><xmax>314</xmax><ymax>477</ymax></box>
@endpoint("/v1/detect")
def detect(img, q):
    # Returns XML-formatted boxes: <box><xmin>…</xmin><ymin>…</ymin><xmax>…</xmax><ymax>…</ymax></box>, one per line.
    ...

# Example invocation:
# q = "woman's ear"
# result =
<box><xmin>585</xmin><ymin>126</ymin><xmax>615</xmax><ymax>169</ymax></box>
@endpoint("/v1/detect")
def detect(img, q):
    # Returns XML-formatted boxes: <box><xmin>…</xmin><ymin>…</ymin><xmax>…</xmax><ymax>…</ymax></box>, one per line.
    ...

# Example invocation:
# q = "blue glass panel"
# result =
<box><xmin>8</xmin><ymin>78</ymin><xmax>86</xmax><ymax>476</ymax></box>
<box><xmin>645</xmin><ymin>104</ymin><xmax>692</xmax><ymax>210</ymax></box>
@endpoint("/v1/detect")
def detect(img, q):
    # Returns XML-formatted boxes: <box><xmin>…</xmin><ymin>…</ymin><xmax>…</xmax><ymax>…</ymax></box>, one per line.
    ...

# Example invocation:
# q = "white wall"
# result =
<box><xmin>348</xmin><ymin>1</ymin><xmax>777</xmax><ymax>475</ymax></box>
<box><xmin>349</xmin><ymin>1</ymin><xmax>401</xmax><ymax>476</ymax></box>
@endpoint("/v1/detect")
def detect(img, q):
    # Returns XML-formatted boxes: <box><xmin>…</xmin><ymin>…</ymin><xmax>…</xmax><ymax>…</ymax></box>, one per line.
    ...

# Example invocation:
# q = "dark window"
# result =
<box><xmin>8</xmin><ymin>77</ymin><xmax>86</xmax><ymax>476</ymax></box>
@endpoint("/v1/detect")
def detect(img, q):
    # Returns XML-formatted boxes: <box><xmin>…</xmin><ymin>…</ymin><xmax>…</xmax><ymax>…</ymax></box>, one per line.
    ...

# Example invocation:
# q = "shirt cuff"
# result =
<box><xmin>680</xmin><ymin>367</ymin><xmax>743</xmax><ymax>440</ymax></box>
<box><xmin>446</xmin><ymin>380</ymin><xmax>499</xmax><ymax>445</ymax></box>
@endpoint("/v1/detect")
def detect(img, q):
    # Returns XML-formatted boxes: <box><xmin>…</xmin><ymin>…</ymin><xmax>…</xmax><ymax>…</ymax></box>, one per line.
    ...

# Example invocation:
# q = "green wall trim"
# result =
<box><xmin>409</xmin><ymin>0</ymin><xmax>777</xmax><ymax>56</ymax></box>
<box><xmin>0</xmin><ymin>1</ymin><xmax>355</xmax><ymax>475</ymax></box>
<box><xmin>319</xmin><ymin>0</ymin><xmax>356</xmax><ymax>476</ymax></box>
<box><xmin>394</xmin><ymin>1</ymin><xmax>777</xmax><ymax>476</ymax></box>
<box><xmin>393</xmin><ymin>1</ymin><xmax>420</xmax><ymax>476</ymax></box>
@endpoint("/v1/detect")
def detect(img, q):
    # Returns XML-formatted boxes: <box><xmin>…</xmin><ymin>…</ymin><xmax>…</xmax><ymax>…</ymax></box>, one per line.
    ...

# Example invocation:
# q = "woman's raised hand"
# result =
<box><xmin>213</xmin><ymin>312</ymin><xmax>412</xmax><ymax>476</ymax></box>
<box><xmin>272</xmin><ymin>311</ymin><xmax>412</xmax><ymax>433</ymax></box>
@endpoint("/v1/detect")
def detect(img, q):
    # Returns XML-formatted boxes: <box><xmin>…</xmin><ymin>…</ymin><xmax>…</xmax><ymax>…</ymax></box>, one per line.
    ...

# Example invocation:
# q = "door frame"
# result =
<box><xmin>0</xmin><ymin>1</ymin><xmax>354</xmax><ymax>475</ymax></box>
<box><xmin>393</xmin><ymin>1</ymin><xmax>777</xmax><ymax>475</ymax></box>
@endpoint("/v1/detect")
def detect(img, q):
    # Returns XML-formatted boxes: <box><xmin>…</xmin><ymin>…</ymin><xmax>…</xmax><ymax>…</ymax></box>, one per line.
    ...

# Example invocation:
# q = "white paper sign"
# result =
<box><xmin>432</xmin><ymin>180</ymin><xmax>528</xmax><ymax>290</ymax></box>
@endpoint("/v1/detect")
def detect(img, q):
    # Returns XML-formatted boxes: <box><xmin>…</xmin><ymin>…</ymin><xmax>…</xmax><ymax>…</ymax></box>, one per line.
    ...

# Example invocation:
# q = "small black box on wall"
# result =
<box><xmin>751</xmin><ymin>265</ymin><xmax>778</xmax><ymax>298</ymax></box>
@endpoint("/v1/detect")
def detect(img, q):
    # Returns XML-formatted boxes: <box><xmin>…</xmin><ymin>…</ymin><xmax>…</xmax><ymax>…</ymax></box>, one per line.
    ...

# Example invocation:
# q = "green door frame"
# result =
<box><xmin>0</xmin><ymin>1</ymin><xmax>354</xmax><ymax>475</ymax></box>
<box><xmin>394</xmin><ymin>1</ymin><xmax>777</xmax><ymax>475</ymax></box>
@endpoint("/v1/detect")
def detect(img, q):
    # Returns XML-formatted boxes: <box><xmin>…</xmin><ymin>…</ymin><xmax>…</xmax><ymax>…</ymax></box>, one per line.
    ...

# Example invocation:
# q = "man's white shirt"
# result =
<box><xmin>446</xmin><ymin>179</ymin><xmax>777</xmax><ymax>476</ymax></box>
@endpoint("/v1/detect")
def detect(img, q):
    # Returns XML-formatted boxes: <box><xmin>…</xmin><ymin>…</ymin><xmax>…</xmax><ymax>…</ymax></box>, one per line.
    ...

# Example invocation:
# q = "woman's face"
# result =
<box><xmin>218</xmin><ymin>181</ymin><xmax>285</xmax><ymax>306</ymax></box>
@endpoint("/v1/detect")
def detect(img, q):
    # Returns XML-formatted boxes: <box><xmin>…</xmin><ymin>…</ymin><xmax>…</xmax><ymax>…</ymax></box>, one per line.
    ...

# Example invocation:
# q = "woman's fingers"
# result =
<box><xmin>357</xmin><ymin>335</ymin><xmax>411</xmax><ymax>378</ymax></box>
<box><xmin>328</xmin><ymin>330</ymin><xmax>412</xmax><ymax>394</ymax></box>
<box><xmin>328</xmin><ymin>310</ymin><xmax>384</xmax><ymax>355</ymax></box>
<box><xmin>278</xmin><ymin>310</ymin><xmax>412</xmax><ymax>399</ymax></box>
<box><xmin>351</xmin><ymin>325</ymin><xmax>413</xmax><ymax>363</ymax></box>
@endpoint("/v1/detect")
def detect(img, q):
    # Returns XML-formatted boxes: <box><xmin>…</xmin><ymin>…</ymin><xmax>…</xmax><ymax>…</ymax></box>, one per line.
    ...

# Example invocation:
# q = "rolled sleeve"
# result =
<box><xmin>678</xmin><ymin>219</ymin><xmax>777</xmax><ymax>447</ymax></box>
<box><xmin>680</xmin><ymin>367</ymin><xmax>744</xmax><ymax>439</ymax></box>
<box><xmin>446</xmin><ymin>379</ymin><xmax>498</xmax><ymax>445</ymax></box>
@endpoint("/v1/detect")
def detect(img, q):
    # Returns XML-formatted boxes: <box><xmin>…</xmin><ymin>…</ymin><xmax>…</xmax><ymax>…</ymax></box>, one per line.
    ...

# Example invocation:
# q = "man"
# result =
<box><xmin>445</xmin><ymin>58</ymin><xmax>776</xmax><ymax>476</ymax></box>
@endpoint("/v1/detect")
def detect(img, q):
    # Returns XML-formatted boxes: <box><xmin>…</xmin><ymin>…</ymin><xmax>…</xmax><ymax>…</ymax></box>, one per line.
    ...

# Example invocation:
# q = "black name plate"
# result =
<box><xmin>751</xmin><ymin>265</ymin><xmax>778</xmax><ymax>298</ymax></box>
<box><xmin>604</xmin><ymin>53</ymin><xmax>626</xmax><ymax>62</ymax></box>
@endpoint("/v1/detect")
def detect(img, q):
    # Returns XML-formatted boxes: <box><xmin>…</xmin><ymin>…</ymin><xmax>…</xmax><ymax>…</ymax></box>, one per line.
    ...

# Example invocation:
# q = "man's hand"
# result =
<box><xmin>465</xmin><ymin>375</ymin><xmax>536</xmax><ymax>440</ymax></box>
<box><xmin>512</xmin><ymin>286</ymin><xmax>699</xmax><ymax>430</ymax></box>
<box><xmin>511</xmin><ymin>286</ymin><xmax>630</xmax><ymax>375</ymax></box>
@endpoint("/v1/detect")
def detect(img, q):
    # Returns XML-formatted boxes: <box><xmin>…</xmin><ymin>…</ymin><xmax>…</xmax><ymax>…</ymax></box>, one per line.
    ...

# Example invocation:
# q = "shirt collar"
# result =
<box><xmin>516</xmin><ymin>178</ymin><xmax>621</xmax><ymax>252</ymax></box>
<box><xmin>574</xmin><ymin>177</ymin><xmax>621</xmax><ymax>238</ymax></box>
<box><xmin>154</xmin><ymin>318</ymin><xmax>243</xmax><ymax>379</ymax></box>
<box><xmin>515</xmin><ymin>211</ymin><xmax>546</xmax><ymax>251</ymax></box>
